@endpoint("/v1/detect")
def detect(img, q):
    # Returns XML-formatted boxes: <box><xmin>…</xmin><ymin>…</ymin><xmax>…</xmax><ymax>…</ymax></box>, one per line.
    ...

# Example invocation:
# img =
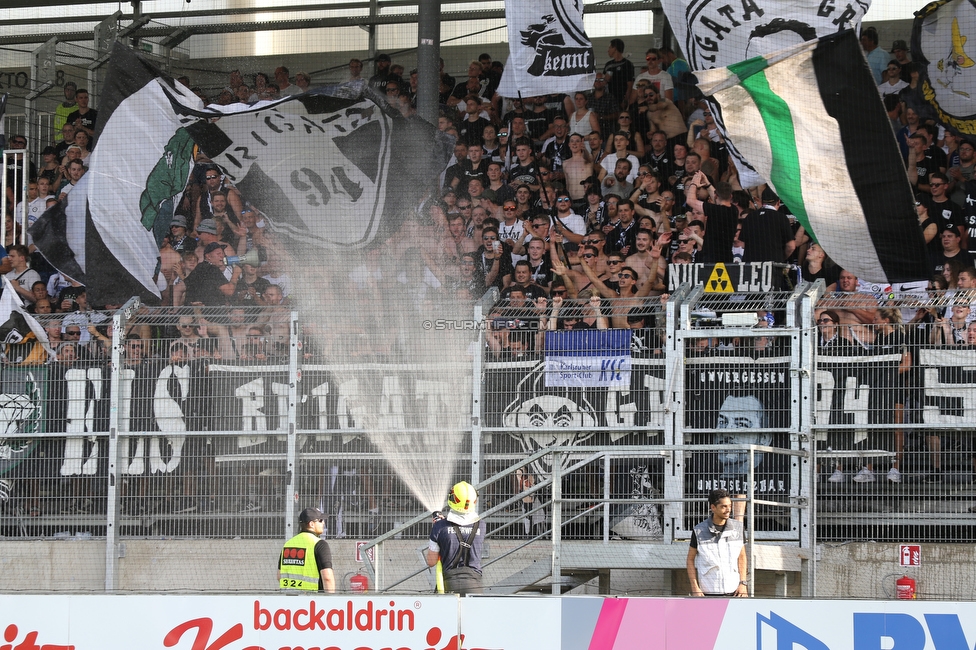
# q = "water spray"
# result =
<box><xmin>293</xmin><ymin>240</ymin><xmax>473</xmax><ymax>520</ymax></box>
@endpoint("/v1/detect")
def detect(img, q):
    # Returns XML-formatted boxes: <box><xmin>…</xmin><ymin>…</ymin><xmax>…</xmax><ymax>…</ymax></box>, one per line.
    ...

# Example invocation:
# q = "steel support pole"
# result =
<box><xmin>105</xmin><ymin>297</ymin><xmax>139</xmax><ymax>591</ymax></box>
<box><xmin>470</xmin><ymin>299</ymin><xmax>484</xmax><ymax>485</ymax></box>
<box><xmin>748</xmin><ymin>448</ymin><xmax>755</xmax><ymax>596</ymax></box>
<box><xmin>283</xmin><ymin>311</ymin><xmax>301</xmax><ymax>541</ymax></box>
<box><xmin>416</xmin><ymin>0</ymin><xmax>440</xmax><ymax>125</ymax></box>
<box><xmin>367</xmin><ymin>0</ymin><xmax>378</xmax><ymax>75</ymax></box>
<box><xmin>551</xmin><ymin>450</ymin><xmax>562</xmax><ymax>595</ymax></box>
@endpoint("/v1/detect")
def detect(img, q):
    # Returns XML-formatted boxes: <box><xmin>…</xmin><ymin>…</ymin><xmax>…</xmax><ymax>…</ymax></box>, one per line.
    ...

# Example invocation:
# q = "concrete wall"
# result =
<box><xmin>0</xmin><ymin>539</ymin><xmax>967</xmax><ymax>599</ymax></box>
<box><xmin>0</xmin><ymin>539</ymin><xmax>549</xmax><ymax>593</ymax></box>
<box><xmin>815</xmin><ymin>543</ymin><xmax>976</xmax><ymax>601</ymax></box>
<box><xmin>0</xmin><ymin>540</ymin><xmax>105</xmax><ymax>592</ymax></box>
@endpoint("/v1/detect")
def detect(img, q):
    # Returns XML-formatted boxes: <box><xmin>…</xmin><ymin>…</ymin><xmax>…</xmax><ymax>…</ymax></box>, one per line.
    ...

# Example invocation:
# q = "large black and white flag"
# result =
<box><xmin>696</xmin><ymin>32</ymin><xmax>930</xmax><ymax>284</ymax></box>
<box><xmin>912</xmin><ymin>0</ymin><xmax>976</xmax><ymax>135</ymax></box>
<box><xmin>658</xmin><ymin>0</ymin><xmax>870</xmax><ymax>187</ymax></box>
<box><xmin>496</xmin><ymin>0</ymin><xmax>596</xmax><ymax>98</ymax></box>
<box><xmin>31</xmin><ymin>44</ymin><xmax>447</xmax><ymax>306</ymax></box>
<box><xmin>660</xmin><ymin>0</ymin><xmax>869</xmax><ymax>71</ymax></box>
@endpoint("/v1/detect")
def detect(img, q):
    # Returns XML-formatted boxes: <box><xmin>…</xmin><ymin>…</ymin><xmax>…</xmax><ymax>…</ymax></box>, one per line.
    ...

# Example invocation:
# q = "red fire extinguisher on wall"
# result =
<box><xmin>349</xmin><ymin>571</ymin><xmax>369</xmax><ymax>594</ymax></box>
<box><xmin>896</xmin><ymin>575</ymin><xmax>916</xmax><ymax>600</ymax></box>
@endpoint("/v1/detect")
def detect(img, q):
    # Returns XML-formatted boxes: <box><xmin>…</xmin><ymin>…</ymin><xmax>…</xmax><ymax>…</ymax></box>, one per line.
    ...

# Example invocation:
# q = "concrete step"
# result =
<box><xmin>485</xmin><ymin>559</ymin><xmax>552</xmax><ymax>594</ymax></box>
<box><xmin>485</xmin><ymin>558</ymin><xmax>604</xmax><ymax>594</ymax></box>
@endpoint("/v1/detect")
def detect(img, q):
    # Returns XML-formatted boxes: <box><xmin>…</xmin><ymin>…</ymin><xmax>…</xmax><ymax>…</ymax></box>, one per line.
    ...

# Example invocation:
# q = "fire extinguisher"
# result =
<box><xmin>349</xmin><ymin>571</ymin><xmax>369</xmax><ymax>594</ymax></box>
<box><xmin>896</xmin><ymin>575</ymin><xmax>916</xmax><ymax>600</ymax></box>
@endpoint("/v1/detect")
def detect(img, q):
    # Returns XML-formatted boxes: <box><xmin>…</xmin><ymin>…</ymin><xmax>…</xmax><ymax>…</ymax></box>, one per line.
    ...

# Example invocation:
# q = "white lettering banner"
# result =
<box><xmin>544</xmin><ymin>354</ymin><xmax>632</xmax><ymax>388</ymax></box>
<box><xmin>544</xmin><ymin>329</ymin><xmax>632</xmax><ymax>388</ymax></box>
<box><xmin>496</xmin><ymin>0</ymin><xmax>596</xmax><ymax>98</ymax></box>
<box><xmin>656</xmin><ymin>0</ymin><xmax>870</xmax><ymax>188</ymax></box>
<box><xmin>659</xmin><ymin>0</ymin><xmax>869</xmax><ymax>71</ymax></box>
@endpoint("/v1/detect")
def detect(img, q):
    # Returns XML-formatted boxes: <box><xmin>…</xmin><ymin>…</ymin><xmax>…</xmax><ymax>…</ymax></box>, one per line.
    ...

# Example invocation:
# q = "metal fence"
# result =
<box><xmin>1</xmin><ymin>302</ymin><xmax>475</xmax><ymax>547</ymax></box>
<box><xmin>6</xmin><ymin>284</ymin><xmax>976</xmax><ymax>586</ymax></box>
<box><xmin>812</xmin><ymin>290</ymin><xmax>976</xmax><ymax>542</ymax></box>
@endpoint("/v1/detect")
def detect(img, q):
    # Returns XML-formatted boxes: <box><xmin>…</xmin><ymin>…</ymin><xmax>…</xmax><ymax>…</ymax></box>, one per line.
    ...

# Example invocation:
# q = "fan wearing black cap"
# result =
<box><xmin>368</xmin><ymin>53</ymin><xmax>396</xmax><ymax>93</ymax></box>
<box><xmin>889</xmin><ymin>39</ymin><xmax>912</xmax><ymax>83</ymax></box>
<box><xmin>279</xmin><ymin>507</ymin><xmax>335</xmax><ymax>592</ymax></box>
<box><xmin>38</xmin><ymin>146</ymin><xmax>61</xmax><ymax>186</ymax></box>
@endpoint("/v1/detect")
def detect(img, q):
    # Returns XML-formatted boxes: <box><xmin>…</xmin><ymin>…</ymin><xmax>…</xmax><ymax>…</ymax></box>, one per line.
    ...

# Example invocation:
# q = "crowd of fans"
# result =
<box><xmin>4</xmin><ymin>34</ymin><xmax>976</xmax><ymax>522</ymax></box>
<box><xmin>5</xmin><ymin>35</ymin><xmax>964</xmax><ymax>319</ymax></box>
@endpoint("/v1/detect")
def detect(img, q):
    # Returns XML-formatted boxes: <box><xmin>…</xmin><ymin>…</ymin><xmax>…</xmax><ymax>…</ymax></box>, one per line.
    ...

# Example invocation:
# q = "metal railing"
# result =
<box><xmin>4</xmin><ymin>285</ymin><xmax>976</xmax><ymax>592</ymax></box>
<box><xmin>361</xmin><ymin>443</ymin><xmax>810</xmax><ymax>594</ymax></box>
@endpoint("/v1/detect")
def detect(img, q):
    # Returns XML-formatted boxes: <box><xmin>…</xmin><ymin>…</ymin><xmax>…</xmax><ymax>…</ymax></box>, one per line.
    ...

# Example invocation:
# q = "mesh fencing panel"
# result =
<box><xmin>813</xmin><ymin>291</ymin><xmax>976</xmax><ymax>543</ymax></box>
<box><xmin>0</xmin><ymin>7</ymin><xmax>969</xmax><ymax>598</ymax></box>
<box><xmin>3</xmin><ymin>291</ymin><xmax>976</xmax><ymax>593</ymax></box>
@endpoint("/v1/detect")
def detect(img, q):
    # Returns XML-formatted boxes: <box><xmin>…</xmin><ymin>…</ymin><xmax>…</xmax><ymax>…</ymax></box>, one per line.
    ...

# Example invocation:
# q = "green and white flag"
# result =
<box><xmin>696</xmin><ymin>30</ymin><xmax>929</xmax><ymax>284</ymax></box>
<box><xmin>30</xmin><ymin>44</ymin><xmax>447</xmax><ymax>306</ymax></box>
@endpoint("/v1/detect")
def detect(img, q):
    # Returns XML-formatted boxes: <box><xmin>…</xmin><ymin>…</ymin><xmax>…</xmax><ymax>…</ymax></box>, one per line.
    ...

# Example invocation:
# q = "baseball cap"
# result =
<box><xmin>376</xmin><ymin>53</ymin><xmax>391</xmax><ymax>62</ymax></box>
<box><xmin>204</xmin><ymin>242</ymin><xmax>224</xmax><ymax>255</ymax></box>
<box><xmin>481</xmin><ymin>188</ymin><xmax>497</xmax><ymax>204</ymax></box>
<box><xmin>890</xmin><ymin>40</ymin><xmax>908</xmax><ymax>53</ymax></box>
<box><xmin>299</xmin><ymin>506</ymin><xmax>325</xmax><ymax>524</ymax></box>
<box><xmin>197</xmin><ymin>218</ymin><xmax>218</xmax><ymax>235</ymax></box>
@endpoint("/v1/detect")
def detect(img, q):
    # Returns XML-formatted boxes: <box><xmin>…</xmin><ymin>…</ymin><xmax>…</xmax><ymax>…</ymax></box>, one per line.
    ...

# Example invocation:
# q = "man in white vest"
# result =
<box><xmin>686</xmin><ymin>488</ymin><xmax>749</xmax><ymax>597</ymax></box>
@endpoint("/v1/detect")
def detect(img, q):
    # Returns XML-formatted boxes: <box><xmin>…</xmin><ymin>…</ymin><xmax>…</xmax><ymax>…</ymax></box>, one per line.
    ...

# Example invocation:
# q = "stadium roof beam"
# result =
<box><xmin>0</xmin><ymin>0</ymin><xmax>558</xmax><ymax>26</ymax></box>
<box><xmin>0</xmin><ymin>0</ymin><xmax>139</xmax><ymax>7</ymax></box>
<box><xmin>158</xmin><ymin>26</ymin><xmax>192</xmax><ymax>50</ymax></box>
<box><xmin>118</xmin><ymin>14</ymin><xmax>152</xmax><ymax>39</ymax></box>
<box><xmin>0</xmin><ymin>1</ymin><xmax>659</xmax><ymax>46</ymax></box>
<box><xmin>0</xmin><ymin>2</ymin><xmax>374</xmax><ymax>26</ymax></box>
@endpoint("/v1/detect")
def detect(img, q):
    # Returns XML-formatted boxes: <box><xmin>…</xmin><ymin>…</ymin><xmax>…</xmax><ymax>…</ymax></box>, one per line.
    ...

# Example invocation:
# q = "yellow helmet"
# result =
<box><xmin>448</xmin><ymin>481</ymin><xmax>478</xmax><ymax>514</ymax></box>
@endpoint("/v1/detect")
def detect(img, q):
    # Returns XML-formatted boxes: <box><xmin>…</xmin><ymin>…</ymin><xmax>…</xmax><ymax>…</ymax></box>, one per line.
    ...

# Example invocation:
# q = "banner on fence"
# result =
<box><xmin>543</xmin><ymin>329</ymin><xmax>632</xmax><ymax>388</ymax></box>
<box><xmin>684</xmin><ymin>355</ymin><xmax>792</xmax><ymax>502</ymax></box>
<box><xmin>668</xmin><ymin>261</ymin><xmax>784</xmax><ymax>293</ymax></box>
<box><xmin>483</xmin><ymin>353</ymin><xmax>665</xmax><ymax>475</ymax></box>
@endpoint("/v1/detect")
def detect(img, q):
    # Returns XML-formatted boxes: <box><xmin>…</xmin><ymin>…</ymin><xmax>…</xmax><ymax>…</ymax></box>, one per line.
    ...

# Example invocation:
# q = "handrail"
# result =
<box><xmin>362</xmin><ymin>443</ymin><xmax>811</xmax><ymax>593</ymax></box>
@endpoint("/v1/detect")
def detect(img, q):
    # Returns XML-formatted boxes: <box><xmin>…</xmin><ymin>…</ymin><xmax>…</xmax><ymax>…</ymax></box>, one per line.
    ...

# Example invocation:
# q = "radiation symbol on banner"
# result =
<box><xmin>705</xmin><ymin>263</ymin><xmax>733</xmax><ymax>293</ymax></box>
